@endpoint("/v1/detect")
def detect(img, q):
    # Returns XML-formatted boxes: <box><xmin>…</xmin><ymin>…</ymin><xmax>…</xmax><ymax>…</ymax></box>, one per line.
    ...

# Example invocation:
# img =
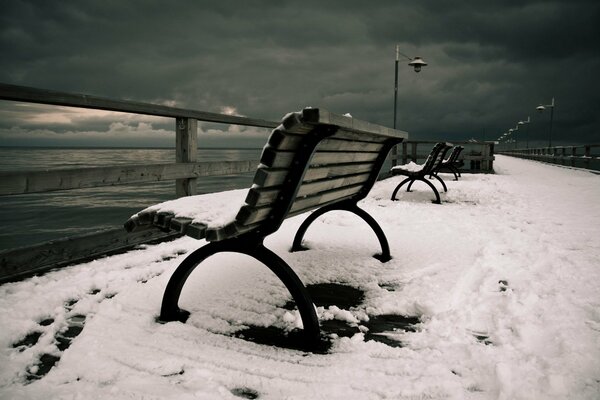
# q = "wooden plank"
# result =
<box><xmin>0</xmin><ymin>83</ymin><xmax>279</xmax><ymax>129</ymax></box>
<box><xmin>290</xmin><ymin>184</ymin><xmax>364</xmax><ymax>216</ymax></box>
<box><xmin>253</xmin><ymin>162</ymin><xmax>375</xmax><ymax>188</ymax></box>
<box><xmin>205</xmin><ymin>220</ymin><xmax>265</xmax><ymax>242</ymax></box>
<box><xmin>301</xmin><ymin>108</ymin><xmax>408</xmax><ymax>140</ymax></box>
<box><xmin>316</xmin><ymin>138</ymin><xmax>383</xmax><ymax>152</ymax></box>
<box><xmin>268</xmin><ymin>130</ymin><xmax>384</xmax><ymax>152</ymax></box>
<box><xmin>311</xmin><ymin>151</ymin><xmax>379</xmax><ymax>165</ymax></box>
<box><xmin>0</xmin><ymin>160</ymin><xmax>258</xmax><ymax>195</ymax></box>
<box><xmin>235</xmin><ymin>184</ymin><xmax>363</xmax><ymax>226</ymax></box>
<box><xmin>259</xmin><ymin>149</ymin><xmax>379</xmax><ymax>170</ymax></box>
<box><xmin>0</xmin><ymin>228</ymin><xmax>181</xmax><ymax>284</ymax></box>
<box><xmin>246</xmin><ymin>172</ymin><xmax>371</xmax><ymax>207</ymax></box>
<box><xmin>329</xmin><ymin>129</ymin><xmax>391</xmax><ymax>144</ymax></box>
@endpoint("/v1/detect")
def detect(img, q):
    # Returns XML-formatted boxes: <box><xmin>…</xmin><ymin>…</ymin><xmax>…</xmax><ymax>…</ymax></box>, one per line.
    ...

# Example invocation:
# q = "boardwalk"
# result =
<box><xmin>1</xmin><ymin>155</ymin><xmax>599</xmax><ymax>399</ymax></box>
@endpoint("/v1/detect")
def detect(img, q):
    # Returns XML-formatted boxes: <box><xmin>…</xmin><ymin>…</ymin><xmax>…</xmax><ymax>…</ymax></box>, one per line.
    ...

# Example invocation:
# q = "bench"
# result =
<box><xmin>430</xmin><ymin>145</ymin><xmax>464</xmax><ymax>181</ymax></box>
<box><xmin>390</xmin><ymin>142</ymin><xmax>452</xmax><ymax>204</ymax></box>
<box><xmin>125</xmin><ymin>108</ymin><xmax>408</xmax><ymax>346</ymax></box>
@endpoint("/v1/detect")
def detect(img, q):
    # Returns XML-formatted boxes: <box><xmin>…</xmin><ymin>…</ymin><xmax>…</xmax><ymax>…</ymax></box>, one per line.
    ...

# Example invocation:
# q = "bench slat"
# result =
<box><xmin>269</xmin><ymin>130</ymin><xmax>385</xmax><ymax>152</ymax></box>
<box><xmin>287</xmin><ymin>186</ymin><xmax>363</xmax><ymax>219</ymax></box>
<box><xmin>261</xmin><ymin>149</ymin><xmax>380</xmax><ymax>169</ymax></box>
<box><xmin>235</xmin><ymin>183</ymin><xmax>364</xmax><ymax>226</ymax></box>
<box><xmin>245</xmin><ymin>172</ymin><xmax>371</xmax><ymax>207</ymax></box>
<box><xmin>254</xmin><ymin>162</ymin><xmax>375</xmax><ymax>187</ymax></box>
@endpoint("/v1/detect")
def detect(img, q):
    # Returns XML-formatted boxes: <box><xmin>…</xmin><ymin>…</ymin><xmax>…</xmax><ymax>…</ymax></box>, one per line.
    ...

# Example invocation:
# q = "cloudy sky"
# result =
<box><xmin>1</xmin><ymin>0</ymin><xmax>598</xmax><ymax>148</ymax></box>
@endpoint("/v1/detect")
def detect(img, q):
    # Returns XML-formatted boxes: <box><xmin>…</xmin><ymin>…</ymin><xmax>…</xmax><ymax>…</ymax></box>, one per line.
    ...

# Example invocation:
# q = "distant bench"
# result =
<box><xmin>125</xmin><ymin>108</ymin><xmax>408</xmax><ymax>346</ymax></box>
<box><xmin>390</xmin><ymin>142</ymin><xmax>452</xmax><ymax>204</ymax></box>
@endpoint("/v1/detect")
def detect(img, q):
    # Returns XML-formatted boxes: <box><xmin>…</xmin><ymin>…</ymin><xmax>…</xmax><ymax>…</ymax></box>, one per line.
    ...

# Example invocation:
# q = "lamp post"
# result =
<box><xmin>393</xmin><ymin>45</ymin><xmax>427</xmax><ymax>129</ymax></box>
<box><xmin>508</xmin><ymin>126</ymin><xmax>519</xmax><ymax>149</ymax></box>
<box><xmin>518</xmin><ymin>116</ymin><xmax>530</xmax><ymax>149</ymax></box>
<box><xmin>536</xmin><ymin>97</ymin><xmax>555</xmax><ymax>147</ymax></box>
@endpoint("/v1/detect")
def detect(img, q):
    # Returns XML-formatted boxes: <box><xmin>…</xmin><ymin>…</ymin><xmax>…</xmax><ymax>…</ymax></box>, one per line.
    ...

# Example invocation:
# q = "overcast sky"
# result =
<box><xmin>1</xmin><ymin>0</ymin><xmax>599</xmax><ymax>148</ymax></box>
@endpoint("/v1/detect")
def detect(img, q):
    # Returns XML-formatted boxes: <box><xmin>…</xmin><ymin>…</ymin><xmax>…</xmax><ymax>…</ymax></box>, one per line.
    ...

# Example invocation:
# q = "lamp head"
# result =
<box><xmin>408</xmin><ymin>57</ymin><xmax>427</xmax><ymax>73</ymax></box>
<box><xmin>536</xmin><ymin>105</ymin><xmax>545</xmax><ymax>112</ymax></box>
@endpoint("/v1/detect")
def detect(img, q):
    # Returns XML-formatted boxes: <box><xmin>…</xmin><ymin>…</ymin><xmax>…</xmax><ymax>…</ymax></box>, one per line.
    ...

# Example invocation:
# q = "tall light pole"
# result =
<box><xmin>536</xmin><ymin>97</ymin><xmax>555</xmax><ymax>147</ymax></box>
<box><xmin>393</xmin><ymin>45</ymin><xmax>427</xmax><ymax>129</ymax></box>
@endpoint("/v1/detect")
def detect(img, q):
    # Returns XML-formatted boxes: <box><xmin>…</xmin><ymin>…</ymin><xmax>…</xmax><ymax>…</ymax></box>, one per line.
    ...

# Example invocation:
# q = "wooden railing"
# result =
<box><xmin>391</xmin><ymin>140</ymin><xmax>495</xmax><ymax>172</ymax></box>
<box><xmin>498</xmin><ymin>144</ymin><xmax>600</xmax><ymax>171</ymax></box>
<box><xmin>0</xmin><ymin>84</ymin><xmax>492</xmax><ymax>283</ymax></box>
<box><xmin>0</xmin><ymin>83</ymin><xmax>278</xmax><ymax>283</ymax></box>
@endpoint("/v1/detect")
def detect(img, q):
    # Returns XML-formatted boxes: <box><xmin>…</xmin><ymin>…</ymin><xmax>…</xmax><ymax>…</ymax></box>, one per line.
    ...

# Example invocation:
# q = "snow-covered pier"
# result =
<box><xmin>1</xmin><ymin>155</ymin><xmax>599</xmax><ymax>399</ymax></box>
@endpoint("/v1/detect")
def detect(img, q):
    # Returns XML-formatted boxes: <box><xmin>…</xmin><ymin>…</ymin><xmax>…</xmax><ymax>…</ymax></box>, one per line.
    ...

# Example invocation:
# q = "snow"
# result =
<box><xmin>1</xmin><ymin>155</ymin><xmax>600</xmax><ymax>399</ymax></box>
<box><xmin>391</xmin><ymin>161</ymin><xmax>423</xmax><ymax>173</ymax></box>
<box><xmin>133</xmin><ymin>188</ymin><xmax>248</xmax><ymax>229</ymax></box>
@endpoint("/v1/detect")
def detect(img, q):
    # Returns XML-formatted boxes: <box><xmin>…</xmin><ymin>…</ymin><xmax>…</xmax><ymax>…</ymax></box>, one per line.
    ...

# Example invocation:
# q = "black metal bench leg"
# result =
<box><xmin>251</xmin><ymin>244</ymin><xmax>321</xmax><ymax>344</ymax></box>
<box><xmin>159</xmin><ymin>240</ymin><xmax>321</xmax><ymax>346</ymax></box>
<box><xmin>291</xmin><ymin>205</ymin><xmax>330</xmax><ymax>252</ymax></box>
<box><xmin>160</xmin><ymin>241</ymin><xmax>229</xmax><ymax>323</ymax></box>
<box><xmin>431</xmin><ymin>174</ymin><xmax>448</xmax><ymax>192</ymax></box>
<box><xmin>451</xmin><ymin>169</ymin><xmax>459</xmax><ymax>180</ymax></box>
<box><xmin>391</xmin><ymin>177</ymin><xmax>411</xmax><ymax>200</ymax></box>
<box><xmin>291</xmin><ymin>202</ymin><xmax>391</xmax><ymax>262</ymax></box>
<box><xmin>346</xmin><ymin>204</ymin><xmax>392</xmax><ymax>262</ymax></box>
<box><xmin>418</xmin><ymin>178</ymin><xmax>442</xmax><ymax>204</ymax></box>
<box><xmin>451</xmin><ymin>165</ymin><xmax>461</xmax><ymax>179</ymax></box>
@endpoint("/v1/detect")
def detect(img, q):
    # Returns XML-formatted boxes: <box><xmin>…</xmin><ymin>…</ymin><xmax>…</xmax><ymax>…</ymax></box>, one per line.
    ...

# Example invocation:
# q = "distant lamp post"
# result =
<box><xmin>393</xmin><ymin>45</ymin><xmax>427</xmax><ymax>129</ymax></box>
<box><xmin>508</xmin><ymin>127</ymin><xmax>518</xmax><ymax>148</ymax></box>
<box><xmin>518</xmin><ymin>116</ymin><xmax>531</xmax><ymax>148</ymax></box>
<box><xmin>536</xmin><ymin>97</ymin><xmax>555</xmax><ymax>147</ymax></box>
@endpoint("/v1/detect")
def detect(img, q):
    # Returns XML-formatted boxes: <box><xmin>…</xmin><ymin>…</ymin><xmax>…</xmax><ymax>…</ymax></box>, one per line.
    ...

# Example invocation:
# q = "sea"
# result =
<box><xmin>0</xmin><ymin>147</ymin><xmax>263</xmax><ymax>251</ymax></box>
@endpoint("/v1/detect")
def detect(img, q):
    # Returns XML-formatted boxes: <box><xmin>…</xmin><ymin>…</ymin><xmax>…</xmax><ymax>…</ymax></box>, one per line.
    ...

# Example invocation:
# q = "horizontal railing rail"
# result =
<box><xmin>0</xmin><ymin>83</ymin><xmax>279</xmax><ymax>129</ymax></box>
<box><xmin>0</xmin><ymin>83</ymin><xmax>279</xmax><ymax>282</ymax></box>
<box><xmin>498</xmin><ymin>144</ymin><xmax>600</xmax><ymax>171</ymax></box>
<box><xmin>0</xmin><ymin>160</ymin><xmax>257</xmax><ymax>195</ymax></box>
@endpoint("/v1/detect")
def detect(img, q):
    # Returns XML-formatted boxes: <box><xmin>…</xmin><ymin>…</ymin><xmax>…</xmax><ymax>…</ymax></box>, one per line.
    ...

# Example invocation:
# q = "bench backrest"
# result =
<box><xmin>206</xmin><ymin>108</ymin><xmax>407</xmax><ymax>241</ymax></box>
<box><xmin>446</xmin><ymin>145</ymin><xmax>464</xmax><ymax>163</ymax></box>
<box><xmin>421</xmin><ymin>142</ymin><xmax>451</xmax><ymax>174</ymax></box>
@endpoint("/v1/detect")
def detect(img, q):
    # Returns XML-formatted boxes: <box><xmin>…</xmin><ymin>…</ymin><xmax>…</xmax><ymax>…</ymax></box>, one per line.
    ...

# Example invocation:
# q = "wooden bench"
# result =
<box><xmin>125</xmin><ymin>108</ymin><xmax>408</xmax><ymax>346</ymax></box>
<box><xmin>430</xmin><ymin>145</ymin><xmax>464</xmax><ymax>181</ymax></box>
<box><xmin>390</xmin><ymin>142</ymin><xmax>452</xmax><ymax>204</ymax></box>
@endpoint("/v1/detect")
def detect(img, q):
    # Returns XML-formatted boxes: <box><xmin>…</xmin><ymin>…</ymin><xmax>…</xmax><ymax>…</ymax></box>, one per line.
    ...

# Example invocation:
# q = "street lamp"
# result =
<box><xmin>518</xmin><ymin>116</ymin><xmax>531</xmax><ymax>148</ymax></box>
<box><xmin>393</xmin><ymin>45</ymin><xmax>427</xmax><ymax>129</ymax></box>
<box><xmin>536</xmin><ymin>97</ymin><xmax>555</xmax><ymax>147</ymax></box>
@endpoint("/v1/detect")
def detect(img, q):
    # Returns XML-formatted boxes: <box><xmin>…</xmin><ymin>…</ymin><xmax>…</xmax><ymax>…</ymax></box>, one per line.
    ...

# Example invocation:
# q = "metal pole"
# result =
<box><xmin>393</xmin><ymin>45</ymin><xmax>399</xmax><ymax>129</ymax></box>
<box><xmin>549</xmin><ymin>98</ymin><xmax>554</xmax><ymax>147</ymax></box>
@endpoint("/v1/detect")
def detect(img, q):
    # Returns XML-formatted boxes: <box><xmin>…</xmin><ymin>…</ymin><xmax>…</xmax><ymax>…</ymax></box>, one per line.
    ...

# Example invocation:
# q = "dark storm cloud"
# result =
<box><xmin>0</xmin><ymin>0</ymin><xmax>598</xmax><ymax>147</ymax></box>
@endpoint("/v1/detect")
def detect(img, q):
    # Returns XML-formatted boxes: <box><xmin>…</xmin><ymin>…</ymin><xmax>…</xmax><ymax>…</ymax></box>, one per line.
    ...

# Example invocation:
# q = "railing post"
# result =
<box><xmin>585</xmin><ymin>145</ymin><xmax>591</xmax><ymax>170</ymax></box>
<box><xmin>402</xmin><ymin>142</ymin><xmax>408</xmax><ymax>165</ymax></box>
<box><xmin>411</xmin><ymin>142</ymin><xmax>418</xmax><ymax>163</ymax></box>
<box><xmin>175</xmin><ymin>117</ymin><xmax>198</xmax><ymax>197</ymax></box>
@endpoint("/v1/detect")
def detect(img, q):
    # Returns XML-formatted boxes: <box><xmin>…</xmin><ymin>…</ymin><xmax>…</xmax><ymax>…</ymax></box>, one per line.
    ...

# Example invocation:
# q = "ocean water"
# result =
<box><xmin>0</xmin><ymin>147</ymin><xmax>262</xmax><ymax>250</ymax></box>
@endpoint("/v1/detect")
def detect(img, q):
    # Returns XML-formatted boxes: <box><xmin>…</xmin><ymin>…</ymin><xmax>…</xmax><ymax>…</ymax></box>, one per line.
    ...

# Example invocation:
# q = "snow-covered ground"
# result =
<box><xmin>1</xmin><ymin>155</ymin><xmax>599</xmax><ymax>399</ymax></box>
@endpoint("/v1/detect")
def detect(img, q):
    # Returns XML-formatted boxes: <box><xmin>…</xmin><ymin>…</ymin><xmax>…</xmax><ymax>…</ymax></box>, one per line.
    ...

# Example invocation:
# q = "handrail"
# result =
<box><xmin>0</xmin><ymin>160</ymin><xmax>257</xmax><ymax>195</ymax></box>
<box><xmin>498</xmin><ymin>144</ymin><xmax>600</xmax><ymax>170</ymax></box>
<box><xmin>0</xmin><ymin>83</ymin><xmax>279</xmax><ymax>128</ymax></box>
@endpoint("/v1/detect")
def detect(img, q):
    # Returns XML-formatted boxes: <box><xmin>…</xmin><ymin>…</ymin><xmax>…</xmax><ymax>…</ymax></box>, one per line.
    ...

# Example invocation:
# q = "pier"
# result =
<box><xmin>0</xmin><ymin>155</ymin><xmax>598</xmax><ymax>398</ymax></box>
